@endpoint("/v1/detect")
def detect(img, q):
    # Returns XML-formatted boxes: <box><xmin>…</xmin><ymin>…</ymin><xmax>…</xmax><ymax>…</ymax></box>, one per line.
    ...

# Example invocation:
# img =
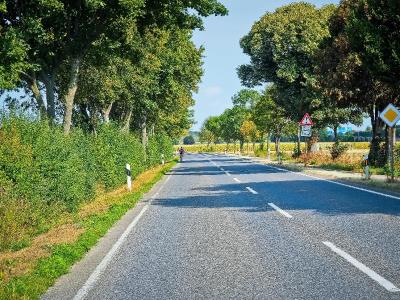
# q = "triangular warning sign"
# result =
<box><xmin>299</xmin><ymin>113</ymin><xmax>313</xmax><ymax>126</ymax></box>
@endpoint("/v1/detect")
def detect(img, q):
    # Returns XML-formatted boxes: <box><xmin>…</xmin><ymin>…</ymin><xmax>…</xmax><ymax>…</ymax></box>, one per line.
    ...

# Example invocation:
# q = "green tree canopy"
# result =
<box><xmin>238</xmin><ymin>2</ymin><xmax>335</xmax><ymax>121</ymax></box>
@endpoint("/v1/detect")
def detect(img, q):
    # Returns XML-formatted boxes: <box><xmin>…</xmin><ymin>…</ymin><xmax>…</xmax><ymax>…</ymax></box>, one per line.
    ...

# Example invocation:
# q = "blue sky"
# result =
<box><xmin>190</xmin><ymin>0</ymin><xmax>345</xmax><ymax>131</ymax></box>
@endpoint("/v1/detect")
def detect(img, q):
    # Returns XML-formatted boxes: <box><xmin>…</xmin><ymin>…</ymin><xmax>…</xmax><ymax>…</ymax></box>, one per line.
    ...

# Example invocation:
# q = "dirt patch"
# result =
<box><xmin>0</xmin><ymin>224</ymin><xmax>84</xmax><ymax>282</ymax></box>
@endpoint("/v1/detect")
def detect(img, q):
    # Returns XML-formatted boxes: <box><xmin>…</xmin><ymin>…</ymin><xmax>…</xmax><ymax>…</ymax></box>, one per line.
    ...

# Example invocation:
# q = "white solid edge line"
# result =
<box><xmin>73</xmin><ymin>175</ymin><xmax>171</xmax><ymax>300</ymax></box>
<box><xmin>265</xmin><ymin>164</ymin><xmax>400</xmax><ymax>201</ymax></box>
<box><xmin>246</xmin><ymin>187</ymin><xmax>258</xmax><ymax>194</ymax></box>
<box><xmin>268</xmin><ymin>202</ymin><xmax>293</xmax><ymax>218</ymax></box>
<box><xmin>233</xmin><ymin>177</ymin><xmax>241</xmax><ymax>183</ymax></box>
<box><xmin>73</xmin><ymin>205</ymin><xmax>149</xmax><ymax>300</ymax></box>
<box><xmin>323</xmin><ymin>241</ymin><xmax>400</xmax><ymax>292</ymax></box>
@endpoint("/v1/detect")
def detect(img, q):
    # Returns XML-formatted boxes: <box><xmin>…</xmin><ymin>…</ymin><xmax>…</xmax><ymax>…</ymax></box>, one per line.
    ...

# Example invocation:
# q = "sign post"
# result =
<box><xmin>299</xmin><ymin>113</ymin><xmax>313</xmax><ymax>158</ymax></box>
<box><xmin>379</xmin><ymin>103</ymin><xmax>400</xmax><ymax>182</ymax></box>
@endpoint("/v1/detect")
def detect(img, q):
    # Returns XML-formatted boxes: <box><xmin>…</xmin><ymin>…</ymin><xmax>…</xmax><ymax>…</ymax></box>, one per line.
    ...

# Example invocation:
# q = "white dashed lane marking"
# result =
<box><xmin>246</xmin><ymin>187</ymin><xmax>258</xmax><ymax>194</ymax></box>
<box><xmin>268</xmin><ymin>203</ymin><xmax>293</xmax><ymax>219</ymax></box>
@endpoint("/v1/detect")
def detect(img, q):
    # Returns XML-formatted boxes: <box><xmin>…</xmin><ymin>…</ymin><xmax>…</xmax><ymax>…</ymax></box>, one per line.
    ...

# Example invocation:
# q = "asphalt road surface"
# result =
<box><xmin>43</xmin><ymin>153</ymin><xmax>400</xmax><ymax>300</ymax></box>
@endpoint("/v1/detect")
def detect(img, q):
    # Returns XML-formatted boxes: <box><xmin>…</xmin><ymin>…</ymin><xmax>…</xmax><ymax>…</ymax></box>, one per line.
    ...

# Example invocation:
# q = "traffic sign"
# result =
<box><xmin>299</xmin><ymin>113</ymin><xmax>313</xmax><ymax>126</ymax></box>
<box><xmin>301</xmin><ymin>125</ymin><xmax>312</xmax><ymax>137</ymax></box>
<box><xmin>379</xmin><ymin>104</ymin><xmax>400</xmax><ymax>127</ymax></box>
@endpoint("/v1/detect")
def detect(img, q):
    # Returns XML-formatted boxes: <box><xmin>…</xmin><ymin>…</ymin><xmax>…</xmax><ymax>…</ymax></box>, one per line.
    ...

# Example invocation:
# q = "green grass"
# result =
<box><xmin>0</xmin><ymin>160</ymin><xmax>177</xmax><ymax>300</ymax></box>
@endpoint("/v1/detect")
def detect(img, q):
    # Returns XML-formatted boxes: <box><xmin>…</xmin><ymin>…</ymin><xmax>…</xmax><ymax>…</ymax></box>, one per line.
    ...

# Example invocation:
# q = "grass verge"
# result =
<box><xmin>0</xmin><ymin>160</ymin><xmax>177</xmax><ymax>300</ymax></box>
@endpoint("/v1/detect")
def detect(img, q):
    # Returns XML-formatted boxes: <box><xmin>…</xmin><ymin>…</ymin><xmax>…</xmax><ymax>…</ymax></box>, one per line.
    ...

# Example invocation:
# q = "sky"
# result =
<box><xmin>190</xmin><ymin>0</ymin><xmax>348</xmax><ymax>131</ymax></box>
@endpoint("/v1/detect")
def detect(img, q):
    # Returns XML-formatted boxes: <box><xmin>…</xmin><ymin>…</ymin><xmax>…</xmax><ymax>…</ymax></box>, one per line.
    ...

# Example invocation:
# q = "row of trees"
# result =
<box><xmin>201</xmin><ymin>1</ymin><xmax>400</xmax><ymax>167</ymax></box>
<box><xmin>0</xmin><ymin>0</ymin><xmax>228</xmax><ymax>140</ymax></box>
<box><xmin>199</xmin><ymin>88</ymin><xmax>297</xmax><ymax>159</ymax></box>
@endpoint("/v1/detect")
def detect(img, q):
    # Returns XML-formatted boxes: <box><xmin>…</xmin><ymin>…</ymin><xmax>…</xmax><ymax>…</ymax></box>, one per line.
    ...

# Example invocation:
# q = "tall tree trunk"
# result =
<box><xmin>275</xmin><ymin>136</ymin><xmax>281</xmax><ymax>164</ymax></box>
<box><xmin>121</xmin><ymin>109</ymin><xmax>132</xmax><ymax>132</ymax></box>
<box><xmin>102</xmin><ymin>102</ymin><xmax>113</xmax><ymax>124</ymax></box>
<box><xmin>29</xmin><ymin>78</ymin><xmax>47</xmax><ymax>119</ymax></box>
<box><xmin>309</xmin><ymin>130</ymin><xmax>319</xmax><ymax>152</ymax></box>
<box><xmin>266</xmin><ymin>132</ymin><xmax>271</xmax><ymax>160</ymax></box>
<box><xmin>369</xmin><ymin>105</ymin><xmax>385</xmax><ymax>166</ymax></box>
<box><xmin>141</xmin><ymin>115</ymin><xmax>147</xmax><ymax>147</ymax></box>
<box><xmin>41</xmin><ymin>72</ymin><xmax>56</xmax><ymax>121</ymax></box>
<box><xmin>333</xmin><ymin>125</ymin><xmax>338</xmax><ymax>142</ymax></box>
<box><xmin>63</xmin><ymin>57</ymin><xmax>81</xmax><ymax>135</ymax></box>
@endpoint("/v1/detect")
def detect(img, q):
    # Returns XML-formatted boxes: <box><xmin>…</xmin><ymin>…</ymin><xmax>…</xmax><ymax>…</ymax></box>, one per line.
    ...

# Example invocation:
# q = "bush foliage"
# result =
<box><xmin>0</xmin><ymin>116</ymin><xmax>173</xmax><ymax>251</ymax></box>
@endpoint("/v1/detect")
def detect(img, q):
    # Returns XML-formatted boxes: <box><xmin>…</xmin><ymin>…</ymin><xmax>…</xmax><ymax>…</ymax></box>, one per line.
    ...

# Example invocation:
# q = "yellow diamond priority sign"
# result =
<box><xmin>380</xmin><ymin>104</ymin><xmax>400</xmax><ymax>128</ymax></box>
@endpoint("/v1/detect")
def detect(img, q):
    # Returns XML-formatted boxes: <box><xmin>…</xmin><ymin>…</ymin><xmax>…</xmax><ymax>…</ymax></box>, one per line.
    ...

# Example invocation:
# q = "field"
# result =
<box><xmin>180</xmin><ymin>142</ymin><xmax>398</xmax><ymax>177</ymax></box>
<box><xmin>180</xmin><ymin>142</ymin><xmax>371</xmax><ymax>154</ymax></box>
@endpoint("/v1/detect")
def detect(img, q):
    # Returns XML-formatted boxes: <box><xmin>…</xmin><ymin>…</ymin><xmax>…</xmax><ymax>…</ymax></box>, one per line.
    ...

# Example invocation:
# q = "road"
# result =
<box><xmin>43</xmin><ymin>153</ymin><xmax>400</xmax><ymax>299</ymax></box>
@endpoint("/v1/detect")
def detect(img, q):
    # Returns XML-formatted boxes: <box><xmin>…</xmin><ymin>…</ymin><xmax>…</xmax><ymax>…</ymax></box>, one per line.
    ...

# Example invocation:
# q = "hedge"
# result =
<box><xmin>0</xmin><ymin>116</ymin><xmax>173</xmax><ymax>251</ymax></box>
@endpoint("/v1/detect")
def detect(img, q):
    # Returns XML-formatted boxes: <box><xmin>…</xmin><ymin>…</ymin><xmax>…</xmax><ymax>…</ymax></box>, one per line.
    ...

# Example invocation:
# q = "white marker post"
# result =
<box><xmin>161</xmin><ymin>154</ymin><xmax>165</xmax><ymax>166</ymax></box>
<box><xmin>126</xmin><ymin>164</ymin><xmax>132</xmax><ymax>191</ymax></box>
<box><xmin>362</xmin><ymin>154</ymin><xmax>370</xmax><ymax>180</ymax></box>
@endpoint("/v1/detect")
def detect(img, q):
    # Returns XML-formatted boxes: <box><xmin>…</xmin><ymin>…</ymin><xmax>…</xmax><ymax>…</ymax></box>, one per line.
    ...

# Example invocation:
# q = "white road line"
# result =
<box><xmin>266</xmin><ymin>164</ymin><xmax>400</xmax><ymax>201</ymax></box>
<box><xmin>323</xmin><ymin>241</ymin><xmax>400</xmax><ymax>292</ymax></box>
<box><xmin>220</xmin><ymin>167</ymin><xmax>225</xmax><ymax>171</ymax></box>
<box><xmin>73</xmin><ymin>206</ymin><xmax>148</xmax><ymax>300</ymax></box>
<box><xmin>233</xmin><ymin>177</ymin><xmax>241</xmax><ymax>183</ymax></box>
<box><xmin>73</xmin><ymin>175</ymin><xmax>171</xmax><ymax>300</ymax></box>
<box><xmin>246</xmin><ymin>187</ymin><xmax>258</xmax><ymax>194</ymax></box>
<box><xmin>225</xmin><ymin>171</ymin><xmax>232</xmax><ymax>177</ymax></box>
<box><xmin>268</xmin><ymin>203</ymin><xmax>293</xmax><ymax>219</ymax></box>
<box><xmin>209</xmin><ymin>160</ymin><xmax>219</xmax><ymax>167</ymax></box>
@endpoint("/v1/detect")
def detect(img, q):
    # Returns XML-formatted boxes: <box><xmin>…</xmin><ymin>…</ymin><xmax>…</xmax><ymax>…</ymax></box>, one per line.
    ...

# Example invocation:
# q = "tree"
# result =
<box><xmin>346</xmin><ymin>0</ymin><xmax>400</xmax><ymax>93</ymax></box>
<box><xmin>238</xmin><ymin>2</ymin><xmax>335</xmax><ymax>127</ymax></box>
<box><xmin>199</xmin><ymin>127</ymin><xmax>215</xmax><ymax>147</ymax></box>
<box><xmin>203</xmin><ymin>116</ymin><xmax>221</xmax><ymax>141</ymax></box>
<box><xmin>240</xmin><ymin>120</ymin><xmax>258</xmax><ymax>154</ymax></box>
<box><xmin>183</xmin><ymin>135</ymin><xmax>195</xmax><ymax>145</ymax></box>
<box><xmin>315</xmin><ymin>1</ymin><xmax>394</xmax><ymax>166</ymax></box>
<box><xmin>253</xmin><ymin>86</ymin><xmax>297</xmax><ymax>161</ymax></box>
<box><xmin>0</xmin><ymin>0</ymin><xmax>227</xmax><ymax>133</ymax></box>
<box><xmin>224</xmin><ymin>106</ymin><xmax>248</xmax><ymax>152</ymax></box>
<box><xmin>0</xmin><ymin>28</ymin><xmax>29</xmax><ymax>90</ymax></box>
<box><xmin>231</xmin><ymin>89</ymin><xmax>261</xmax><ymax>110</ymax></box>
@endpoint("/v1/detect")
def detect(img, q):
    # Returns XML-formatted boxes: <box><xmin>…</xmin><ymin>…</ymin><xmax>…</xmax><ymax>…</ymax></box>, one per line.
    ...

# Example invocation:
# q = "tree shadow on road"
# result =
<box><xmin>153</xmin><ymin>179</ymin><xmax>400</xmax><ymax>217</ymax></box>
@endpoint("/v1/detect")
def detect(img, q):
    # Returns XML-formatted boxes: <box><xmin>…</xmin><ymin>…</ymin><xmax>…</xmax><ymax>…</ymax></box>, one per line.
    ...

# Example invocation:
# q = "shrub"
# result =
<box><xmin>147</xmin><ymin>134</ymin><xmax>174</xmax><ymax>168</ymax></box>
<box><xmin>292</xmin><ymin>145</ymin><xmax>302</xmax><ymax>158</ymax></box>
<box><xmin>183</xmin><ymin>135</ymin><xmax>195</xmax><ymax>145</ymax></box>
<box><xmin>0</xmin><ymin>116</ymin><xmax>173</xmax><ymax>251</ymax></box>
<box><xmin>329</xmin><ymin>141</ymin><xmax>349</xmax><ymax>160</ymax></box>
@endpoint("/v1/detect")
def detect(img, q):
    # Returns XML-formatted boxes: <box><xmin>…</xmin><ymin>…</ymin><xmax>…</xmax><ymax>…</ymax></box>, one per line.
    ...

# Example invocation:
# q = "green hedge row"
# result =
<box><xmin>0</xmin><ymin>116</ymin><xmax>173</xmax><ymax>251</ymax></box>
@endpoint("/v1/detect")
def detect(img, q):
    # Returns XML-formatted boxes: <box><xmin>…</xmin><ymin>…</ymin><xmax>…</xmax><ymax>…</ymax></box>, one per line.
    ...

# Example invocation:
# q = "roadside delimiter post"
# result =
<box><xmin>362</xmin><ymin>154</ymin><xmax>370</xmax><ymax>180</ymax></box>
<box><xmin>126</xmin><ymin>163</ymin><xmax>132</xmax><ymax>191</ymax></box>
